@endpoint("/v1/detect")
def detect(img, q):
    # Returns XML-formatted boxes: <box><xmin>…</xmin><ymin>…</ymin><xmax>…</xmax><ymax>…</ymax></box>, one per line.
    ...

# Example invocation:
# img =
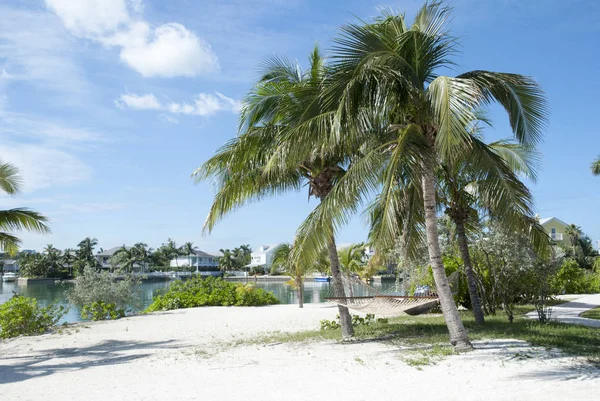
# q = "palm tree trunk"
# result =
<box><xmin>297</xmin><ymin>275</ymin><xmax>304</xmax><ymax>309</ymax></box>
<box><xmin>327</xmin><ymin>231</ymin><xmax>354</xmax><ymax>339</ymax></box>
<box><xmin>421</xmin><ymin>159</ymin><xmax>472</xmax><ymax>351</ymax></box>
<box><xmin>454</xmin><ymin>218</ymin><xmax>485</xmax><ymax>325</ymax></box>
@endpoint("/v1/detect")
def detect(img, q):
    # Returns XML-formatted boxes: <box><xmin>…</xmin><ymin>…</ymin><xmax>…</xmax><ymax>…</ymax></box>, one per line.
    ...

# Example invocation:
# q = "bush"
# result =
<box><xmin>146</xmin><ymin>276</ymin><xmax>280</xmax><ymax>312</ymax></box>
<box><xmin>320</xmin><ymin>313</ymin><xmax>387</xmax><ymax>331</ymax></box>
<box><xmin>552</xmin><ymin>259</ymin><xmax>600</xmax><ymax>294</ymax></box>
<box><xmin>67</xmin><ymin>267</ymin><xmax>141</xmax><ymax>320</ymax></box>
<box><xmin>81</xmin><ymin>301</ymin><xmax>126</xmax><ymax>321</ymax></box>
<box><xmin>0</xmin><ymin>295</ymin><xmax>67</xmax><ymax>339</ymax></box>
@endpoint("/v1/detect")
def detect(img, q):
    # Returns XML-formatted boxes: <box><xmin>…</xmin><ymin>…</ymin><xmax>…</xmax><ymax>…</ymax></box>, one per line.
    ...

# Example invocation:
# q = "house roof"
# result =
<box><xmin>96</xmin><ymin>246</ymin><xmax>126</xmax><ymax>256</ymax></box>
<box><xmin>539</xmin><ymin>217</ymin><xmax>569</xmax><ymax>227</ymax></box>
<box><xmin>190</xmin><ymin>249</ymin><xmax>219</xmax><ymax>258</ymax></box>
<box><xmin>251</xmin><ymin>244</ymin><xmax>283</xmax><ymax>256</ymax></box>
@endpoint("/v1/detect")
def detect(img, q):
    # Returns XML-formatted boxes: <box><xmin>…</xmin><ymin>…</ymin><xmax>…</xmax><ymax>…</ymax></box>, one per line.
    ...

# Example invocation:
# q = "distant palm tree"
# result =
<box><xmin>218</xmin><ymin>249</ymin><xmax>235</xmax><ymax>273</ymax></box>
<box><xmin>112</xmin><ymin>245</ymin><xmax>135</xmax><ymax>273</ymax></box>
<box><xmin>43</xmin><ymin>244</ymin><xmax>63</xmax><ymax>277</ymax></box>
<box><xmin>62</xmin><ymin>248</ymin><xmax>76</xmax><ymax>276</ymax></box>
<box><xmin>75</xmin><ymin>237</ymin><xmax>99</xmax><ymax>274</ymax></box>
<box><xmin>132</xmin><ymin>243</ymin><xmax>150</xmax><ymax>272</ymax></box>
<box><xmin>182</xmin><ymin>242</ymin><xmax>197</xmax><ymax>269</ymax></box>
<box><xmin>0</xmin><ymin>160</ymin><xmax>50</xmax><ymax>254</ymax></box>
<box><xmin>337</xmin><ymin>244</ymin><xmax>365</xmax><ymax>275</ymax></box>
<box><xmin>565</xmin><ymin>224</ymin><xmax>583</xmax><ymax>252</ymax></box>
<box><xmin>272</xmin><ymin>243</ymin><xmax>312</xmax><ymax>308</ymax></box>
<box><xmin>591</xmin><ymin>156</ymin><xmax>600</xmax><ymax>175</ymax></box>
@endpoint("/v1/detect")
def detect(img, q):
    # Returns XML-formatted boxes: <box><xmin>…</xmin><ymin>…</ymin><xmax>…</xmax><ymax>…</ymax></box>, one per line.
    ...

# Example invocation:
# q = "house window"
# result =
<box><xmin>551</xmin><ymin>228</ymin><xmax>556</xmax><ymax>234</ymax></box>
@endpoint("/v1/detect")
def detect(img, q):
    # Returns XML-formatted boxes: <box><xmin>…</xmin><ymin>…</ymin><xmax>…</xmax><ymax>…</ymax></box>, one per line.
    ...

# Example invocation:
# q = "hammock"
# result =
<box><xmin>324</xmin><ymin>271</ymin><xmax>459</xmax><ymax>316</ymax></box>
<box><xmin>325</xmin><ymin>295</ymin><xmax>439</xmax><ymax>316</ymax></box>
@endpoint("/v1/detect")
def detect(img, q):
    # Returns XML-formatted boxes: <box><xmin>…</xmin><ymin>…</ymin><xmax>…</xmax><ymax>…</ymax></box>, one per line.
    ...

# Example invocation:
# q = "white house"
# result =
<box><xmin>1</xmin><ymin>259</ymin><xmax>18</xmax><ymax>273</ymax></box>
<box><xmin>248</xmin><ymin>244</ymin><xmax>283</xmax><ymax>270</ymax></box>
<box><xmin>170</xmin><ymin>249</ymin><xmax>221</xmax><ymax>276</ymax></box>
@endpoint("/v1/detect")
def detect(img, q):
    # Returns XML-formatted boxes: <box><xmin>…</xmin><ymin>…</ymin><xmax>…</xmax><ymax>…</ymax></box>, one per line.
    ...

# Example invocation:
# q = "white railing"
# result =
<box><xmin>550</xmin><ymin>232</ymin><xmax>563</xmax><ymax>241</ymax></box>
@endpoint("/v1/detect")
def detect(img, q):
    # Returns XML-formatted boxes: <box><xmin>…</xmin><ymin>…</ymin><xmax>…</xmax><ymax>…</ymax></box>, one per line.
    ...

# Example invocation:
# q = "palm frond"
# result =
<box><xmin>0</xmin><ymin>161</ymin><xmax>22</xmax><ymax>195</ymax></box>
<box><xmin>0</xmin><ymin>208</ymin><xmax>50</xmax><ymax>233</ymax></box>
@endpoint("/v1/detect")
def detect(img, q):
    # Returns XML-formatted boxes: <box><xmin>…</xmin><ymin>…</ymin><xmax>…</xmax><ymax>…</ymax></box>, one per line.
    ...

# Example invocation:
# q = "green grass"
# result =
<box><xmin>581</xmin><ymin>307</ymin><xmax>600</xmax><ymax>320</ymax></box>
<box><xmin>239</xmin><ymin>303</ymin><xmax>600</xmax><ymax>359</ymax></box>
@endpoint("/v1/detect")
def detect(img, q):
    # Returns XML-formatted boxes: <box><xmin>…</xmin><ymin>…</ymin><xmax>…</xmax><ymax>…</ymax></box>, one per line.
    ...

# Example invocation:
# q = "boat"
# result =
<box><xmin>2</xmin><ymin>272</ymin><xmax>18</xmax><ymax>282</ymax></box>
<box><xmin>314</xmin><ymin>276</ymin><xmax>331</xmax><ymax>283</ymax></box>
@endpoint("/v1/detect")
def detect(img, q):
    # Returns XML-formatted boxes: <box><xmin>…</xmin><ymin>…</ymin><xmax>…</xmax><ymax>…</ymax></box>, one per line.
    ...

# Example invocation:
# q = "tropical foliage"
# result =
<box><xmin>0</xmin><ymin>294</ymin><xmax>67</xmax><ymax>339</ymax></box>
<box><xmin>0</xmin><ymin>160</ymin><xmax>50</xmax><ymax>255</ymax></box>
<box><xmin>66</xmin><ymin>266</ymin><xmax>141</xmax><ymax>320</ymax></box>
<box><xmin>146</xmin><ymin>276</ymin><xmax>279</xmax><ymax>312</ymax></box>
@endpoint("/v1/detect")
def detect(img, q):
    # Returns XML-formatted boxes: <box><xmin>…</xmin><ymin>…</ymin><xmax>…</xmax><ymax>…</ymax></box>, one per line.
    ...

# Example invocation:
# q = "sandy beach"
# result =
<box><xmin>1</xmin><ymin>304</ymin><xmax>599</xmax><ymax>401</ymax></box>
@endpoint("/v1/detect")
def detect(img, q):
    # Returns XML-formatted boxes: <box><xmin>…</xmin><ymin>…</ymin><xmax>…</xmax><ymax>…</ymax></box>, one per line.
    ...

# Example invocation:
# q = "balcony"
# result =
<box><xmin>550</xmin><ymin>232</ymin><xmax>563</xmax><ymax>241</ymax></box>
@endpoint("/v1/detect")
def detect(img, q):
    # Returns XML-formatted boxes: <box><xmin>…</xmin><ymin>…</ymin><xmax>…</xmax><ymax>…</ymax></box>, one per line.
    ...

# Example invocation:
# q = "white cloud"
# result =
<box><xmin>45</xmin><ymin>0</ymin><xmax>218</xmax><ymax>78</ymax></box>
<box><xmin>119</xmin><ymin>23</ymin><xmax>218</xmax><ymax>77</ymax></box>
<box><xmin>116</xmin><ymin>92</ymin><xmax>240</xmax><ymax>117</ymax></box>
<box><xmin>0</xmin><ymin>6</ymin><xmax>90</xmax><ymax>95</ymax></box>
<box><xmin>0</xmin><ymin>143</ymin><xmax>91</xmax><ymax>193</ymax></box>
<box><xmin>45</xmin><ymin>0</ymin><xmax>130</xmax><ymax>38</ymax></box>
<box><xmin>115</xmin><ymin>93</ymin><xmax>161</xmax><ymax>110</ymax></box>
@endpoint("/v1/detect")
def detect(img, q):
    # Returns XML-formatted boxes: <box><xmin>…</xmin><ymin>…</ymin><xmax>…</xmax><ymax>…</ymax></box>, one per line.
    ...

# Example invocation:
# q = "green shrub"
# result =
<box><xmin>67</xmin><ymin>266</ymin><xmax>141</xmax><ymax>320</ymax></box>
<box><xmin>0</xmin><ymin>295</ymin><xmax>67</xmax><ymax>339</ymax></box>
<box><xmin>146</xmin><ymin>276</ymin><xmax>280</xmax><ymax>312</ymax></box>
<box><xmin>320</xmin><ymin>313</ymin><xmax>386</xmax><ymax>331</ymax></box>
<box><xmin>81</xmin><ymin>301</ymin><xmax>126</xmax><ymax>321</ymax></box>
<box><xmin>552</xmin><ymin>259</ymin><xmax>600</xmax><ymax>294</ymax></box>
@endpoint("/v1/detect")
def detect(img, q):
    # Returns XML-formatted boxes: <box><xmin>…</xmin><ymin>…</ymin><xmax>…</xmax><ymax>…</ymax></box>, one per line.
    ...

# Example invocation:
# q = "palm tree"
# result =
<box><xmin>62</xmin><ymin>248</ymin><xmax>76</xmax><ymax>276</ymax></box>
<box><xmin>164</xmin><ymin>238</ymin><xmax>181</xmax><ymax>268</ymax></box>
<box><xmin>272</xmin><ymin>243</ymin><xmax>312</xmax><ymax>308</ymax></box>
<box><xmin>43</xmin><ymin>244</ymin><xmax>63</xmax><ymax>277</ymax></box>
<box><xmin>436</xmin><ymin>140</ymin><xmax>548</xmax><ymax>324</ymax></box>
<box><xmin>182</xmin><ymin>242</ymin><xmax>197</xmax><ymax>269</ymax></box>
<box><xmin>591</xmin><ymin>156</ymin><xmax>600</xmax><ymax>175</ymax></box>
<box><xmin>111</xmin><ymin>245</ymin><xmax>135</xmax><ymax>272</ymax></box>
<box><xmin>337</xmin><ymin>244</ymin><xmax>365</xmax><ymax>275</ymax></box>
<box><xmin>565</xmin><ymin>224</ymin><xmax>582</xmax><ymax>251</ymax></box>
<box><xmin>0</xmin><ymin>160</ymin><xmax>50</xmax><ymax>254</ymax></box>
<box><xmin>218</xmin><ymin>248</ymin><xmax>235</xmax><ymax>273</ymax></box>
<box><xmin>194</xmin><ymin>47</ymin><xmax>357</xmax><ymax>338</ymax></box>
<box><xmin>75</xmin><ymin>237</ymin><xmax>99</xmax><ymax>274</ymax></box>
<box><xmin>132</xmin><ymin>242</ymin><xmax>150</xmax><ymax>272</ymax></box>
<box><xmin>291</xmin><ymin>3</ymin><xmax>547</xmax><ymax>350</ymax></box>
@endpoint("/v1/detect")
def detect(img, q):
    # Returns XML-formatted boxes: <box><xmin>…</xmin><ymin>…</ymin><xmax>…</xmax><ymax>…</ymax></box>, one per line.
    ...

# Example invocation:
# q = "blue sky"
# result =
<box><xmin>1</xmin><ymin>0</ymin><xmax>599</xmax><ymax>253</ymax></box>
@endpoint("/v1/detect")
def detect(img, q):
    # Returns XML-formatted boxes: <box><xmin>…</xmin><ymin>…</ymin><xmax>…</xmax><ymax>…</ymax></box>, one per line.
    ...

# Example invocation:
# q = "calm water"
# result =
<box><xmin>0</xmin><ymin>279</ymin><xmax>395</xmax><ymax>323</ymax></box>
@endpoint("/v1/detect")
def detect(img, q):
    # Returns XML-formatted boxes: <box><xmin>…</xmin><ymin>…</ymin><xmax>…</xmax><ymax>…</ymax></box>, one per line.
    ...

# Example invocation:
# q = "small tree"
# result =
<box><xmin>272</xmin><ymin>243</ymin><xmax>312</xmax><ymax>308</ymax></box>
<box><xmin>67</xmin><ymin>267</ymin><xmax>141</xmax><ymax>320</ymax></box>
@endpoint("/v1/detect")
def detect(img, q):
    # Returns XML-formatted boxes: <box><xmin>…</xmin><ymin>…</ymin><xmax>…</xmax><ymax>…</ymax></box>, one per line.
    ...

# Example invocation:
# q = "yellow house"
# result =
<box><xmin>539</xmin><ymin>217</ymin><xmax>569</xmax><ymax>245</ymax></box>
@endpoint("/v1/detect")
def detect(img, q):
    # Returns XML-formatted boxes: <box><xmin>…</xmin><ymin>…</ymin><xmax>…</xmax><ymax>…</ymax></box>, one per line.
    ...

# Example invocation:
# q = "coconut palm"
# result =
<box><xmin>434</xmin><ymin>140</ymin><xmax>547</xmax><ymax>324</ymax></box>
<box><xmin>74</xmin><ymin>237</ymin><xmax>99</xmax><ymax>274</ymax></box>
<box><xmin>565</xmin><ymin>224</ymin><xmax>583</xmax><ymax>252</ymax></box>
<box><xmin>591</xmin><ymin>157</ymin><xmax>600</xmax><ymax>175</ymax></box>
<box><xmin>272</xmin><ymin>243</ymin><xmax>312</xmax><ymax>308</ymax></box>
<box><xmin>62</xmin><ymin>248</ymin><xmax>76</xmax><ymax>276</ymax></box>
<box><xmin>0</xmin><ymin>160</ymin><xmax>50</xmax><ymax>254</ymax></box>
<box><xmin>111</xmin><ymin>245</ymin><xmax>136</xmax><ymax>273</ymax></box>
<box><xmin>218</xmin><ymin>249</ymin><xmax>236</xmax><ymax>273</ymax></box>
<box><xmin>182</xmin><ymin>242</ymin><xmax>197</xmax><ymax>268</ymax></box>
<box><xmin>291</xmin><ymin>3</ymin><xmax>547</xmax><ymax>350</ymax></box>
<box><xmin>338</xmin><ymin>243</ymin><xmax>365</xmax><ymax>275</ymax></box>
<box><xmin>43</xmin><ymin>244</ymin><xmax>63</xmax><ymax>277</ymax></box>
<box><xmin>194</xmin><ymin>47</ymin><xmax>357</xmax><ymax>338</ymax></box>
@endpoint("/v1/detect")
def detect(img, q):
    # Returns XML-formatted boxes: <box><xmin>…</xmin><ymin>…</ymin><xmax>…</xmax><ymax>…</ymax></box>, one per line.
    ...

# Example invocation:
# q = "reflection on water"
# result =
<box><xmin>0</xmin><ymin>278</ymin><xmax>396</xmax><ymax>324</ymax></box>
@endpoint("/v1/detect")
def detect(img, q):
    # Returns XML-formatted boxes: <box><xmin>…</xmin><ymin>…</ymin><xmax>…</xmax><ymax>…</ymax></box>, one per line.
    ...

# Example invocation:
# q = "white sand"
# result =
<box><xmin>1</xmin><ymin>303</ymin><xmax>598</xmax><ymax>401</ymax></box>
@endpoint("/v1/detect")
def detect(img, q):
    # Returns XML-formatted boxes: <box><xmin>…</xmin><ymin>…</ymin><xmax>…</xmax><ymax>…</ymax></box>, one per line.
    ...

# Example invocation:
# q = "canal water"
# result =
<box><xmin>0</xmin><ymin>279</ymin><xmax>396</xmax><ymax>323</ymax></box>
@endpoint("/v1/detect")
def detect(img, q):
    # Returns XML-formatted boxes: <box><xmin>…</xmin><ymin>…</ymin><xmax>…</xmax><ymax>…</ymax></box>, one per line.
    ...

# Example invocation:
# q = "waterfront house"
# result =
<box><xmin>1</xmin><ymin>259</ymin><xmax>18</xmax><ymax>273</ymax></box>
<box><xmin>247</xmin><ymin>244</ymin><xmax>283</xmax><ymax>272</ymax></box>
<box><xmin>539</xmin><ymin>217</ymin><xmax>570</xmax><ymax>245</ymax></box>
<box><xmin>96</xmin><ymin>246</ymin><xmax>148</xmax><ymax>272</ymax></box>
<box><xmin>170</xmin><ymin>249</ymin><xmax>221</xmax><ymax>276</ymax></box>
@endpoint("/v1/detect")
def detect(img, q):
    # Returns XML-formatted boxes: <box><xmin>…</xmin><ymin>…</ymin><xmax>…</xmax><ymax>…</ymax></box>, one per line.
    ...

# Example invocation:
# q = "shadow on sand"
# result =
<box><xmin>0</xmin><ymin>339</ymin><xmax>182</xmax><ymax>385</ymax></box>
